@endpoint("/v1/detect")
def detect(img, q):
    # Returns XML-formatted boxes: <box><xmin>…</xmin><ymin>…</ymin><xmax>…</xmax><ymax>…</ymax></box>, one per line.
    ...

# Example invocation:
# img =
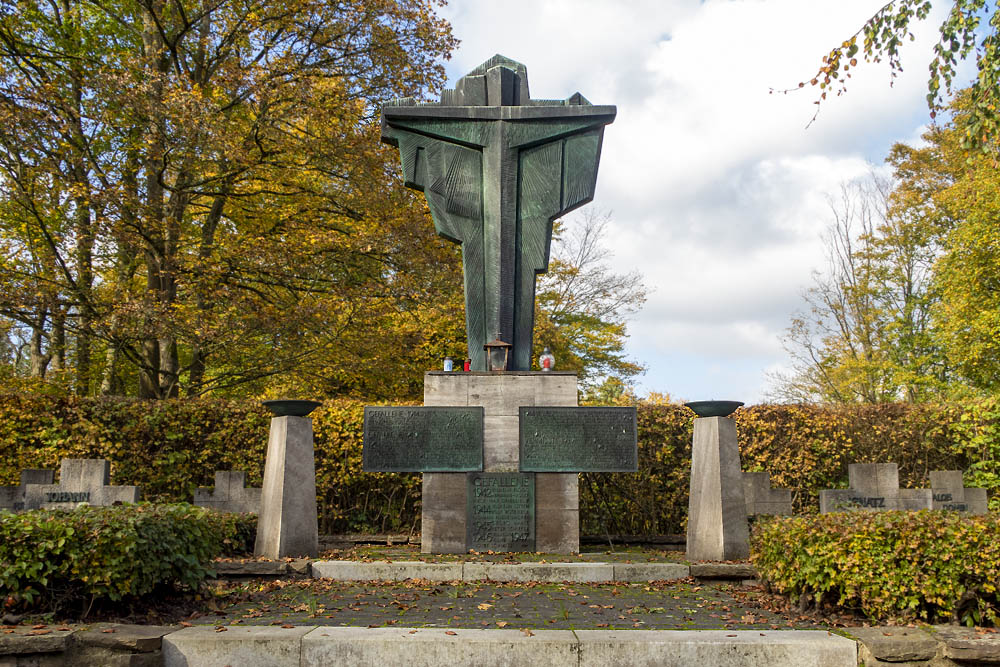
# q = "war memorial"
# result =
<box><xmin>1</xmin><ymin>55</ymin><xmax>996</xmax><ymax>667</ymax></box>
<box><xmin>362</xmin><ymin>54</ymin><xmax>639</xmax><ymax>555</ymax></box>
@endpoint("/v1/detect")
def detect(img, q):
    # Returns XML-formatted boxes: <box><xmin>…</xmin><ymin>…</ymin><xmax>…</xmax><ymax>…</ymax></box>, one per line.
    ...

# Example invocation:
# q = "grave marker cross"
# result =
<box><xmin>23</xmin><ymin>459</ymin><xmax>139</xmax><ymax>510</ymax></box>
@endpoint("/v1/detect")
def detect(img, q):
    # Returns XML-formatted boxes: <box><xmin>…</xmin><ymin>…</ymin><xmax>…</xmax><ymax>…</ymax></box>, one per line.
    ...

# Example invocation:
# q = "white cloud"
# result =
<box><xmin>437</xmin><ymin>0</ymin><xmax>948</xmax><ymax>402</ymax></box>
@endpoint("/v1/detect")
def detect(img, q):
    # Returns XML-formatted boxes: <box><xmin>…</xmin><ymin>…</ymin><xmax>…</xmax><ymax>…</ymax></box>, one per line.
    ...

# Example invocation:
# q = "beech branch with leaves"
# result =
<box><xmin>777</xmin><ymin>1</ymin><xmax>999</xmax><ymax>155</ymax></box>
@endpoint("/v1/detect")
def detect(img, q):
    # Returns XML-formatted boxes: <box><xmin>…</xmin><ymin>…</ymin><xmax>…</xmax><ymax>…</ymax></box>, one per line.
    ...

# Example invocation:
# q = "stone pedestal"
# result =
<box><xmin>255</xmin><ymin>416</ymin><xmax>319</xmax><ymax>559</ymax></box>
<box><xmin>421</xmin><ymin>371</ymin><xmax>578</xmax><ymax>554</ymax></box>
<box><xmin>686</xmin><ymin>416</ymin><xmax>750</xmax><ymax>561</ymax></box>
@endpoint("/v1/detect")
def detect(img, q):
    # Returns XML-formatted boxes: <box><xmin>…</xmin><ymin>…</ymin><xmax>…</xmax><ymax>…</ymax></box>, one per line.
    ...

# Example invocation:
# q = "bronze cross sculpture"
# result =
<box><xmin>381</xmin><ymin>55</ymin><xmax>616</xmax><ymax>370</ymax></box>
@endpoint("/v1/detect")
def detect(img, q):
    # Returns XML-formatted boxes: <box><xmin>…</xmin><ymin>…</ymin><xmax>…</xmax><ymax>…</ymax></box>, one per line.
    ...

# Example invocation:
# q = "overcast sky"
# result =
<box><xmin>435</xmin><ymin>0</ymin><xmax>950</xmax><ymax>404</ymax></box>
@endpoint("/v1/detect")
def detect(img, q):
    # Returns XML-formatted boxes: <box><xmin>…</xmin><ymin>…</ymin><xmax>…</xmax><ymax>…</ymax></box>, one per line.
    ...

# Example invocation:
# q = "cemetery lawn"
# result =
<box><xmin>182</xmin><ymin>578</ymin><xmax>854</xmax><ymax>631</ymax></box>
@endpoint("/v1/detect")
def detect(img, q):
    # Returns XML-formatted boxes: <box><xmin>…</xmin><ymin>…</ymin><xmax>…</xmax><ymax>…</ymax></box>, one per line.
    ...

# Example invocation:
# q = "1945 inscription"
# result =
<box><xmin>519</xmin><ymin>407</ymin><xmax>637</xmax><ymax>472</ymax></box>
<box><xmin>466</xmin><ymin>473</ymin><xmax>534</xmax><ymax>552</ymax></box>
<box><xmin>363</xmin><ymin>407</ymin><xmax>484</xmax><ymax>472</ymax></box>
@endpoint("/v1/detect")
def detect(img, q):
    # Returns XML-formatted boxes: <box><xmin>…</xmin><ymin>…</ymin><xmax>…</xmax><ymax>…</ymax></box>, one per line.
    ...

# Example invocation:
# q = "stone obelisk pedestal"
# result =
<box><xmin>421</xmin><ymin>371</ymin><xmax>580</xmax><ymax>554</ymax></box>
<box><xmin>254</xmin><ymin>416</ymin><xmax>319</xmax><ymax>559</ymax></box>
<box><xmin>686</xmin><ymin>416</ymin><xmax>750</xmax><ymax>561</ymax></box>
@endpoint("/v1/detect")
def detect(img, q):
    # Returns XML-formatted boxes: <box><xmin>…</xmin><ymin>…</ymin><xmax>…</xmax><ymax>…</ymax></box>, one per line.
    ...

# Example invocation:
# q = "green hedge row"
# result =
<box><xmin>0</xmin><ymin>395</ymin><xmax>996</xmax><ymax>534</ymax></box>
<box><xmin>751</xmin><ymin>511</ymin><xmax>1000</xmax><ymax>625</ymax></box>
<box><xmin>0</xmin><ymin>504</ymin><xmax>256</xmax><ymax>614</ymax></box>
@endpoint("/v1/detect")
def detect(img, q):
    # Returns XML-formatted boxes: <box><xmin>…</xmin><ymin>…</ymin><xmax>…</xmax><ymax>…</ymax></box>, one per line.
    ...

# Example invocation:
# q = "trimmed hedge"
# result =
<box><xmin>751</xmin><ymin>511</ymin><xmax>1000</xmax><ymax>625</ymax></box>
<box><xmin>0</xmin><ymin>504</ymin><xmax>255</xmax><ymax>613</ymax></box>
<box><xmin>0</xmin><ymin>395</ymin><xmax>995</xmax><ymax>534</ymax></box>
<box><xmin>580</xmin><ymin>402</ymin><xmax>988</xmax><ymax>535</ymax></box>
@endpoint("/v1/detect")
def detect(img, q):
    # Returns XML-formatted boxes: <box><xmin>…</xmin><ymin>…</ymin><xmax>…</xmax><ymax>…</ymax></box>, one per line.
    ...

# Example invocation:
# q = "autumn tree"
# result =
<box><xmin>770</xmin><ymin>173</ymin><xmax>952</xmax><ymax>403</ymax></box>
<box><xmin>533</xmin><ymin>209</ymin><xmax>647</xmax><ymax>392</ymax></box>
<box><xmin>0</xmin><ymin>0</ymin><xmax>457</xmax><ymax>398</ymax></box>
<box><xmin>923</xmin><ymin>110</ymin><xmax>1000</xmax><ymax>391</ymax></box>
<box><xmin>790</xmin><ymin>1</ymin><xmax>1000</xmax><ymax>155</ymax></box>
<box><xmin>774</xmin><ymin>88</ymin><xmax>1000</xmax><ymax>402</ymax></box>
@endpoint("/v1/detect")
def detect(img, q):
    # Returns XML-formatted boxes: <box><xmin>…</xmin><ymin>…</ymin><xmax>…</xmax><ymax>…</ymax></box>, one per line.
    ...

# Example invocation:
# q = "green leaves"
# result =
<box><xmin>0</xmin><ymin>503</ymin><xmax>254</xmax><ymax>614</ymax></box>
<box><xmin>793</xmin><ymin>1</ymin><xmax>1000</xmax><ymax>155</ymax></box>
<box><xmin>752</xmin><ymin>511</ymin><xmax>1000</xmax><ymax>625</ymax></box>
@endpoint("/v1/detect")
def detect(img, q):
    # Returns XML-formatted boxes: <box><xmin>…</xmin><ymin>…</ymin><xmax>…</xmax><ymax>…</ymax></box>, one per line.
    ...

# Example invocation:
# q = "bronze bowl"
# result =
<box><xmin>684</xmin><ymin>400</ymin><xmax>744</xmax><ymax>418</ymax></box>
<box><xmin>262</xmin><ymin>399</ymin><xmax>323</xmax><ymax>417</ymax></box>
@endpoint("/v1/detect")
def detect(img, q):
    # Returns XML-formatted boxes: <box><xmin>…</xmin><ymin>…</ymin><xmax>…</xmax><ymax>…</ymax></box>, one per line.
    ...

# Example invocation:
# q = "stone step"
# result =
<box><xmin>308</xmin><ymin>560</ymin><xmax>692</xmax><ymax>583</ymax></box>
<box><xmin>162</xmin><ymin>626</ymin><xmax>857</xmax><ymax>667</ymax></box>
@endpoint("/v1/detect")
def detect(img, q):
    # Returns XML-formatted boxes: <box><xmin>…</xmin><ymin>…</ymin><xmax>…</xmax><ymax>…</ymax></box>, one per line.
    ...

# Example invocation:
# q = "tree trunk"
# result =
<box><xmin>28</xmin><ymin>310</ymin><xmax>51</xmax><ymax>379</ymax></box>
<box><xmin>187</xmin><ymin>188</ymin><xmax>229</xmax><ymax>395</ymax></box>
<box><xmin>140</xmin><ymin>0</ymin><xmax>169</xmax><ymax>398</ymax></box>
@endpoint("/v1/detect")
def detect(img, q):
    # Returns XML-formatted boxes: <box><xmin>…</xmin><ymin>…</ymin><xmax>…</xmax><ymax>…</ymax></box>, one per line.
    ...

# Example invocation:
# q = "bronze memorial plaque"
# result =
<box><xmin>466</xmin><ymin>472</ymin><xmax>535</xmax><ymax>552</ymax></box>
<box><xmin>363</xmin><ymin>406</ymin><xmax>483</xmax><ymax>472</ymax></box>
<box><xmin>519</xmin><ymin>407</ymin><xmax>638</xmax><ymax>472</ymax></box>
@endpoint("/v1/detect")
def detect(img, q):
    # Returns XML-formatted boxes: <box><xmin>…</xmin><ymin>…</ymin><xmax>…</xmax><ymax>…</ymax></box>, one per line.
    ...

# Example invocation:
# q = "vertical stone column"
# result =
<box><xmin>255</xmin><ymin>416</ymin><xmax>319</xmax><ymax>559</ymax></box>
<box><xmin>686</xmin><ymin>416</ymin><xmax>750</xmax><ymax>561</ymax></box>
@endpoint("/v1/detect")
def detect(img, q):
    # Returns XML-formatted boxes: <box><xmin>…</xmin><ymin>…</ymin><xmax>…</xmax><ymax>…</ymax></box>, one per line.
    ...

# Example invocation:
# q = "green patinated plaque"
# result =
<box><xmin>519</xmin><ymin>407</ymin><xmax>638</xmax><ymax>472</ymax></box>
<box><xmin>466</xmin><ymin>472</ymin><xmax>535</xmax><ymax>552</ymax></box>
<box><xmin>363</xmin><ymin>407</ymin><xmax>483</xmax><ymax>472</ymax></box>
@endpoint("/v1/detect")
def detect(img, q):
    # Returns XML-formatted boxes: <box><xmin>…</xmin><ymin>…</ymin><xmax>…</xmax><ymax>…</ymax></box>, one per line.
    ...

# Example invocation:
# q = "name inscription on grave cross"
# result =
<box><xmin>45</xmin><ymin>492</ymin><xmax>90</xmax><ymax>503</ymax></box>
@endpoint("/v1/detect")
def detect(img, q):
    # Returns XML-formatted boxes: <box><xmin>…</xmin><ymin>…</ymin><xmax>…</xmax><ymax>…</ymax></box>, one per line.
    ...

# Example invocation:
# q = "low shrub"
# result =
<box><xmin>221</xmin><ymin>512</ymin><xmax>258</xmax><ymax>555</ymax></box>
<box><xmin>751</xmin><ymin>511</ymin><xmax>1000</xmax><ymax>625</ymax></box>
<box><xmin>0</xmin><ymin>504</ymin><xmax>252</xmax><ymax>614</ymax></box>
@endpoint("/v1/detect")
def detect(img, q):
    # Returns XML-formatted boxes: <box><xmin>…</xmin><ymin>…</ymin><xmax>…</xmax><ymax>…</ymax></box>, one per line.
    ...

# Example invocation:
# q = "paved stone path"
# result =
<box><xmin>197</xmin><ymin>579</ymin><xmax>834</xmax><ymax>631</ymax></box>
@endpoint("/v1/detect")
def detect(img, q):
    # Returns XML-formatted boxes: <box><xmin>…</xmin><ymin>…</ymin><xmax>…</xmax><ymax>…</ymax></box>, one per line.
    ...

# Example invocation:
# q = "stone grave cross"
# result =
<box><xmin>0</xmin><ymin>469</ymin><xmax>54</xmax><ymax>511</ymax></box>
<box><xmin>819</xmin><ymin>463</ymin><xmax>931</xmax><ymax>513</ymax></box>
<box><xmin>930</xmin><ymin>470</ymin><xmax>988</xmax><ymax>514</ymax></box>
<box><xmin>742</xmin><ymin>471</ymin><xmax>793</xmax><ymax>516</ymax></box>
<box><xmin>23</xmin><ymin>459</ymin><xmax>140</xmax><ymax>510</ymax></box>
<box><xmin>194</xmin><ymin>470</ymin><xmax>262</xmax><ymax>514</ymax></box>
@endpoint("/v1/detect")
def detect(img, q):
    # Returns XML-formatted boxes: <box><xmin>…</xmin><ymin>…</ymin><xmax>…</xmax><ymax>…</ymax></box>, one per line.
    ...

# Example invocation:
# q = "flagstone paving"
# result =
<box><xmin>192</xmin><ymin>578</ymin><xmax>839</xmax><ymax>631</ymax></box>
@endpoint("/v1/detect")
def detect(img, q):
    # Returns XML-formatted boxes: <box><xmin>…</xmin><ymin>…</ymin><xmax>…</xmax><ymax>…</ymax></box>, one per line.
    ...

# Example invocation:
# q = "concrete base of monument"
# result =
<box><xmin>421</xmin><ymin>371</ymin><xmax>579</xmax><ymax>555</ymax></box>
<box><xmin>310</xmin><ymin>560</ymin><xmax>691</xmax><ymax>582</ymax></box>
<box><xmin>162</xmin><ymin>627</ymin><xmax>857</xmax><ymax>667</ymax></box>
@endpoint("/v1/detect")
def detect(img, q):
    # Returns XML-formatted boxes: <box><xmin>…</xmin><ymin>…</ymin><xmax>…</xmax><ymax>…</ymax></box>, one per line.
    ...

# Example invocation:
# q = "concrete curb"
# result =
<box><xmin>310</xmin><ymin>560</ymin><xmax>463</xmax><ymax>581</ymax></box>
<box><xmin>309</xmin><ymin>560</ymin><xmax>695</xmax><ymax>583</ymax></box>
<box><xmin>161</xmin><ymin>627</ymin><xmax>857</xmax><ymax>667</ymax></box>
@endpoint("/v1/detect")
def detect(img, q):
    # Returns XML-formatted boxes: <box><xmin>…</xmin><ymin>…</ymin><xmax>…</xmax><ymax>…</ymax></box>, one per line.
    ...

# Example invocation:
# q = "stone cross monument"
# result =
<box><xmin>382</xmin><ymin>54</ymin><xmax>616</xmax><ymax>370</ymax></box>
<box><xmin>367</xmin><ymin>56</ymin><xmax>634</xmax><ymax>554</ymax></box>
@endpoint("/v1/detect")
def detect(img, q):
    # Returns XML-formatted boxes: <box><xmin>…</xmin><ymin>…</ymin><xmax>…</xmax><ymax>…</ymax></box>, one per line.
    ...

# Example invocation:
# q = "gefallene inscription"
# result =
<box><xmin>362</xmin><ymin>406</ymin><xmax>484</xmax><ymax>472</ymax></box>
<box><xmin>520</xmin><ymin>407</ymin><xmax>637</xmax><ymax>472</ymax></box>
<box><xmin>467</xmin><ymin>473</ymin><xmax>534</xmax><ymax>552</ymax></box>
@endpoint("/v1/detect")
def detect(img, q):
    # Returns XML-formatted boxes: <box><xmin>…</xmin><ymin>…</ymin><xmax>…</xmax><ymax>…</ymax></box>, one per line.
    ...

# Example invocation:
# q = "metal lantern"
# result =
<box><xmin>483</xmin><ymin>333</ymin><xmax>512</xmax><ymax>372</ymax></box>
<box><xmin>539</xmin><ymin>346</ymin><xmax>555</xmax><ymax>371</ymax></box>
